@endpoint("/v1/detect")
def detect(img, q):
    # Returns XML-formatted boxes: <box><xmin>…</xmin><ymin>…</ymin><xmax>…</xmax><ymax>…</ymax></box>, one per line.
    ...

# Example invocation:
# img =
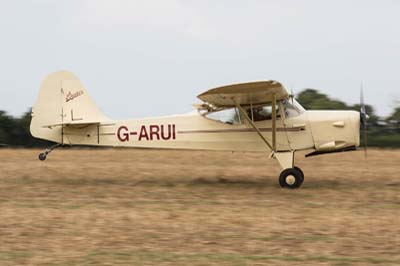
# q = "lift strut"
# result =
<box><xmin>232</xmin><ymin>95</ymin><xmax>277</xmax><ymax>153</ymax></box>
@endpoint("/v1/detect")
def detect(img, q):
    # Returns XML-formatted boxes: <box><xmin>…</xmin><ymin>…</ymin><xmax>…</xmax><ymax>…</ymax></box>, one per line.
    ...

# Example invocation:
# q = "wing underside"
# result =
<box><xmin>197</xmin><ymin>81</ymin><xmax>289</xmax><ymax>108</ymax></box>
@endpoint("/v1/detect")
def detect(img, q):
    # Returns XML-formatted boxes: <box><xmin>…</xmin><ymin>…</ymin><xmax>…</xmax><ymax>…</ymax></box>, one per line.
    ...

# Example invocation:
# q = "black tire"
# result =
<box><xmin>38</xmin><ymin>153</ymin><xmax>47</xmax><ymax>161</ymax></box>
<box><xmin>294</xmin><ymin>166</ymin><xmax>304</xmax><ymax>186</ymax></box>
<box><xmin>279</xmin><ymin>168</ymin><xmax>303</xmax><ymax>189</ymax></box>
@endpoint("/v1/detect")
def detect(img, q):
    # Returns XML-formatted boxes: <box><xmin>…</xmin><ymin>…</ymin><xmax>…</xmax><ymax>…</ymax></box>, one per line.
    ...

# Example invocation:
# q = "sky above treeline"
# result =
<box><xmin>0</xmin><ymin>0</ymin><xmax>399</xmax><ymax>119</ymax></box>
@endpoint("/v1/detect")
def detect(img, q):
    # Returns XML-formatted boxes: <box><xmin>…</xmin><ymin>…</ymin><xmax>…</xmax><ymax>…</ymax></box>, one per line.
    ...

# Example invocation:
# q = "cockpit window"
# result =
<box><xmin>204</xmin><ymin>108</ymin><xmax>241</xmax><ymax>124</ymax></box>
<box><xmin>202</xmin><ymin>104</ymin><xmax>283</xmax><ymax>124</ymax></box>
<box><xmin>282</xmin><ymin>99</ymin><xmax>305</xmax><ymax>118</ymax></box>
<box><xmin>246</xmin><ymin>106</ymin><xmax>281</xmax><ymax>122</ymax></box>
<box><xmin>200</xmin><ymin>99</ymin><xmax>305</xmax><ymax>124</ymax></box>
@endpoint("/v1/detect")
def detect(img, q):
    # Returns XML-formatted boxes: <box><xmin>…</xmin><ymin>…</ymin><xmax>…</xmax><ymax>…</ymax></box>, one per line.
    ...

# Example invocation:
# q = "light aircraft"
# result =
<box><xmin>30</xmin><ymin>71</ymin><xmax>368</xmax><ymax>189</ymax></box>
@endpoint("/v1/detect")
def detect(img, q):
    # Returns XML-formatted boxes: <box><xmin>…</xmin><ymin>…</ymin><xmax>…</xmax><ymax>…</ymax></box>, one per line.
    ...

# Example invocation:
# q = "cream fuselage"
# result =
<box><xmin>61</xmin><ymin>109</ymin><xmax>360</xmax><ymax>153</ymax></box>
<box><xmin>30</xmin><ymin>71</ymin><xmax>360</xmax><ymax>155</ymax></box>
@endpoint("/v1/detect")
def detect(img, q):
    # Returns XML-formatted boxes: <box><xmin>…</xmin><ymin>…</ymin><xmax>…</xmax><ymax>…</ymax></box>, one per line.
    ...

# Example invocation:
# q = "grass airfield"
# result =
<box><xmin>0</xmin><ymin>148</ymin><xmax>399</xmax><ymax>266</ymax></box>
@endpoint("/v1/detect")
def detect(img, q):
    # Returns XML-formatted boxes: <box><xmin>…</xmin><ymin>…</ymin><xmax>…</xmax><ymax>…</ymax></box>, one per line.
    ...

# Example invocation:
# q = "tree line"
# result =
<box><xmin>0</xmin><ymin>110</ymin><xmax>50</xmax><ymax>147</ymax></box>
<box><xmin>0</xmin><ymin>89</ymin><xmax>399</xmax><ymax>148</ymax></box>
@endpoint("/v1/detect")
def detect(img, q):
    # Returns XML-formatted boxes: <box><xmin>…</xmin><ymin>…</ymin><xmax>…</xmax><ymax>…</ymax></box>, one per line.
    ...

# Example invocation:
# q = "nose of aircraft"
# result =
<box><xmin>307</xmin><ymin>110</ymin><xmax>361</xmax><ymax>151</ymax></box>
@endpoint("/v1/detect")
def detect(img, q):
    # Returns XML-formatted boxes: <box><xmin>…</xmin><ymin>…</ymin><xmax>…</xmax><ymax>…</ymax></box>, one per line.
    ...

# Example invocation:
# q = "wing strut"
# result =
<box><xmin>272</xmin><ymin>93</ymin><xmax>277</xmax><ymax>151</ymax></box>
<box><xmin>233</xmin><ymin>97</ymin><xmax>276</xmax><ymax>152</ymax></box>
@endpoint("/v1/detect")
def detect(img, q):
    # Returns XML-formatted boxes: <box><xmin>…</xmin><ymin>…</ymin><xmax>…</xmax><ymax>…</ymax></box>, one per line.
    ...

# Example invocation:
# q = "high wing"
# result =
<box><xmin>197</xmin><ymin>81</ymin><xmax>289</xmax><ymax>108</ymax></box>
<box><xmin>197</xmin><ymin>80</ymin><xmax>290</xmax><ymax>153</ymax></box>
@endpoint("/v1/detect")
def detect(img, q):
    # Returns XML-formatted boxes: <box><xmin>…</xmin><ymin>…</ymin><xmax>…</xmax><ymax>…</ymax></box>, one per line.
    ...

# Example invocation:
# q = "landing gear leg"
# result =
<box><xmin>38</xmin><ymin>143</ymin><xmax>62</xmax><ymax>161</ymax></box>
<box><xmin>274</xmin><ymin>151</ymin><xmax>305</xmax><ymax>189</ymax></box>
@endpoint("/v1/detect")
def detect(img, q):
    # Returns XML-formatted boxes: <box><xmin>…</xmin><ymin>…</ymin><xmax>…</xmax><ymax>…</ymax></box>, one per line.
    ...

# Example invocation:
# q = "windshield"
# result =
<box><xmin>282</xmin><ymin>99</ymin><xmax>305</xmax><ymax>118</ymax></box>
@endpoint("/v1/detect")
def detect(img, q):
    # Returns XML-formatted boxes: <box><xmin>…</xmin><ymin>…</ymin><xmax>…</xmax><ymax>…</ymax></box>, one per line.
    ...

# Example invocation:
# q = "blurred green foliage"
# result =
<box><xmin>0</xmin><ymin>90</ymin><xmax>399</xmax><ymax>147</ymax></box>
<box><xmin>297</xmin><ymin>89</ymin><xmax>381</xmax><ymax>124</ymax></box>
<box><xmin>297</xmin><ymin>89</ymin><xmax>349</xmax><ymax>110</ymax></box>
<box><xmin>388</xmin><ymin>107</ymin><xmax>400</xmax><ymax>124</ymax></box>
<box><xmin>0</xmin><ymin>110</ymin><xmax>51</xmax><ymax>147</ymax></box>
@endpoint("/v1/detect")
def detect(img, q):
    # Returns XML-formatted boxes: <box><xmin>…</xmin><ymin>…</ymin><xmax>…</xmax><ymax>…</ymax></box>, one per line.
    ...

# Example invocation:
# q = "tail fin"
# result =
<box><xmin>30</xmin><ymin>70</ymin><xmax>108</xmax><ymax>143</ymax></box>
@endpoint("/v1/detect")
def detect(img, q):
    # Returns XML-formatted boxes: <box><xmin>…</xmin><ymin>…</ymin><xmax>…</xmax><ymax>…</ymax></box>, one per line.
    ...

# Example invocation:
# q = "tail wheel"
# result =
<box><xmin>38</xmin><ymin>153</ymin><xmax>47</xmax><ymax>161</ymax></box>
<box><xmin>279</xmin><ymin>168</ymin><xmax>304</xmax><ymax>189</ymax></box>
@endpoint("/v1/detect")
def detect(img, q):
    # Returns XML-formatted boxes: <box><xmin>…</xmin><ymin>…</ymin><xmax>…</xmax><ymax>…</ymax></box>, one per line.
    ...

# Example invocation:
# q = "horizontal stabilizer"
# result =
<box><xmin>43</xmin><ymin>120</ymin><xmax>101</xmax><ymax>128</ymax></box>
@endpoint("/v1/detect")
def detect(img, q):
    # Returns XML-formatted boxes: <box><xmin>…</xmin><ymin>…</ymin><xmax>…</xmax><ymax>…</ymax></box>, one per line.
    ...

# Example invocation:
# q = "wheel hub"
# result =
<box><xmin>285</xmin><ymin>175</ymin><xmax>296</xmax><ymax>185</ymax></box>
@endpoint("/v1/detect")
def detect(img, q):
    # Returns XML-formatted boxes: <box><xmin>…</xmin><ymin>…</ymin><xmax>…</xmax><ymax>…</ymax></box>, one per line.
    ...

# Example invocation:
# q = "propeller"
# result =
<box><xmin>360</xmin><ymin>85</ymin><xmax>369</xmax><ymax>157</ymax></box>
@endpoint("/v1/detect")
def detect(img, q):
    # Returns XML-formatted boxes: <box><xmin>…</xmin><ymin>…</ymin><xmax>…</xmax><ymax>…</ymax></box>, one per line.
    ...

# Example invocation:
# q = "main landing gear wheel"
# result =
<box><xmin>279</xmin><ymin>168</ymin><xmax>304</xmax><ymax>189</ymax></box>
<box><xmin>294</xmin><ymin>166</ymin><xmax>304</xmax><ymax>185</ymax></box>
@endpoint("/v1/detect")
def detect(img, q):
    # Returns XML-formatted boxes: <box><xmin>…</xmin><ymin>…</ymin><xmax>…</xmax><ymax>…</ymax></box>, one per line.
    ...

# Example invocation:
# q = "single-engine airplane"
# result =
<box><xmin>30</xmin><ymin>71</ymin><xmax>368</xmax><ymax>189</ymax></box>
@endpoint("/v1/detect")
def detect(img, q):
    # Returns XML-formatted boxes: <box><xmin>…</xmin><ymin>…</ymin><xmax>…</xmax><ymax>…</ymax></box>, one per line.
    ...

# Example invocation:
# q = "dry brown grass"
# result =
<box><xmin>0</xmin><ymin>148</ymin><xmax>399</xmax><ymax>265</ymax></box>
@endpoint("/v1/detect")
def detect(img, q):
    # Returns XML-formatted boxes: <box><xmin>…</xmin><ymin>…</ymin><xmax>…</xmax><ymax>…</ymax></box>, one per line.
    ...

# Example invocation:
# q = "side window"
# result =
<box><xmin>205</xmin><ymin>108</ymin><xmax>241</xmax><ymax>124</ymax></box>
<box><xmin>247</xmin><ymin>105</ymin><xmax>281</xmax><ymax>122</ymax></box>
